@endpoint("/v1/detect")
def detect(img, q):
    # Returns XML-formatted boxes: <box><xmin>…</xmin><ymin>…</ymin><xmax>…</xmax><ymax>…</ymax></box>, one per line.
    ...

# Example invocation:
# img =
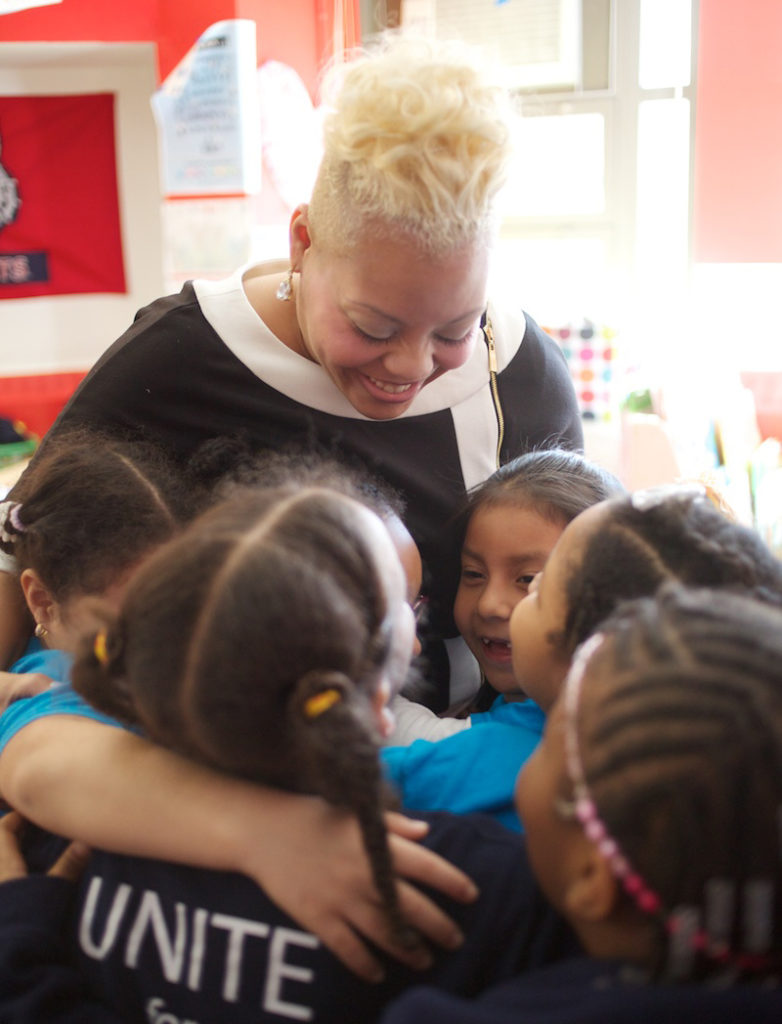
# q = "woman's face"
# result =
<box><xmin>290</xmin><ymin>208</ymin><xmax>489</xmax><ymax>420</ymax></box>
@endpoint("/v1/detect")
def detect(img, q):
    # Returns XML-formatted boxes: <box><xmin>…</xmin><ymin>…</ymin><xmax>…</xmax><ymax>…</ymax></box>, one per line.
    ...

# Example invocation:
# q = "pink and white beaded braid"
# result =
<box><xmin>561</xmin><ymin>632</ymin><xmax>663</xmax><ymax>918</ymax></box>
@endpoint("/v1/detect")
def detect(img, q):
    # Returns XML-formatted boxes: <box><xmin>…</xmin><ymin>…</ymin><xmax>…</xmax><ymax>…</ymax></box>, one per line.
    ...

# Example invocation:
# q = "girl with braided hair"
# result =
<box><xmin>381</xmin><ymin>585</ymin><xmax>782</xmax><ymax>1023</ymax></box>
<box><xmin>72</xmin><ymin>485</ymin><xmax>419</xmax><ymax>947</ymax></box>
<box><xmin>508</xmin><ymin>484</ymin><xmax>782</xmax><ymax>713</ymax></box>
<box><xmin>384</xmin><ymin>484</ymin><xmax>782</xmax><ymax>833</ymax></box>
<box><xmin>0</xmin><ymin>444</ymin><xmax>487</xmax><ymax>986</ymax></box>
<box><xmin>0</xmin><ymin>486</ymin><xmax>567</xmax><ymax>1024</ymax></box>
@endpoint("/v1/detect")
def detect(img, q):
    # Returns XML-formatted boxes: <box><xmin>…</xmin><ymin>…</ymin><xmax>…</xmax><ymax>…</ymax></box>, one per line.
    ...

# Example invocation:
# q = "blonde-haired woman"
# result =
<box><xmin>0</xmin><ymin>32</ymin><xmax>580</xmax><ymax>977</ymax></box>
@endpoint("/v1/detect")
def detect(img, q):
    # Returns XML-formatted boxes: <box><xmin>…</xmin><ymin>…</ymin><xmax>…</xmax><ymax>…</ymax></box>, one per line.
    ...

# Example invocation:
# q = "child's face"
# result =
<box><xmin>508</xmin><ymin>506</ymin><xmax>601</xmax><ymax>711</ymax></box>
<box><xmin>454</xmin><ymin>503</ymin><xmax>565</xmax><ymax>697</ymax></box>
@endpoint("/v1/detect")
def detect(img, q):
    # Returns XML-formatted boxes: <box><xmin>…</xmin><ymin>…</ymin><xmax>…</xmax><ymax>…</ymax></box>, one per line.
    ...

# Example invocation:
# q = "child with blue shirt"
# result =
<box><xmin>0</xmin><ymin>485</ymin><xmax>562</xmax><ymax>1023</ymax></box>
<box><xmin>0</xmin><ymin>428</ymin><xmax>197</xmax><ymax>762</ymax></box>
<box><xmin>382</xmin><ymin>449</ymin><xmax>623</xmax><ymax>829</ymax></box>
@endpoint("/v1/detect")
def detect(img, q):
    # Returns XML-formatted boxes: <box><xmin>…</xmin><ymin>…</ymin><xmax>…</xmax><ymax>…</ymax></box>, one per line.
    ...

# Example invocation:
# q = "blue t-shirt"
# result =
<box><xmin>9</xmin><ymin>637</ymin><xmax>73</xmax><ymax>685</ymax></box>
<box><xmin>381</xmin><ymin>697</ymin><xmax>545</xmax><ymax>831</ymax></box>
<box><xmin>1</xmin><ymin>638</ymin><xmax>124</xmax><ymax>756</ymax></box>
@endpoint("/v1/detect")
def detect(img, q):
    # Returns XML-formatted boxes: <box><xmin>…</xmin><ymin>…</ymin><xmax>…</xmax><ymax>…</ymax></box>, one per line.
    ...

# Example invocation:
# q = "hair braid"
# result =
<box><xmin>75</xmin><ymin>488</ymin><xmax>418</xmax><ymax>945</ymax></box>
<box><xmin>561</xmin><ymin>493</ymin><xmax>782</xmax><ymax>659</ymax></box>
<box><xmin>577</xmin><ymin>585</ymin><xmax>782</xmax><ymax>979</ymax></box>
<box><xmin>290</xmin><ymin>670</ymin><xmax>418</xmax><ymax>948</ymax></box>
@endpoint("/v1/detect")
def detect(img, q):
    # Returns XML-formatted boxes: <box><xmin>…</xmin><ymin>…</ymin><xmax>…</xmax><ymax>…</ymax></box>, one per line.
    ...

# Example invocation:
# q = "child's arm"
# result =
<box><xmin>0</xmin><ymin>715</ymin><xmax>477</xmax><ymax>982</ymax></box>
<box><xmin>389</xmin><ymin>694</ymin><xmax>472</xmax><ymax>745</ymax></box>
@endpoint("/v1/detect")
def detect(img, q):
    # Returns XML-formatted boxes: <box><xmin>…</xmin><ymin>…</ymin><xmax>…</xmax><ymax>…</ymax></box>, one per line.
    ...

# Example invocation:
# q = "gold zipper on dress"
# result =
<box><xmin>483</xmin><ymin>314</ymin><xmax>504</xmax><ymax>468</ymax></box>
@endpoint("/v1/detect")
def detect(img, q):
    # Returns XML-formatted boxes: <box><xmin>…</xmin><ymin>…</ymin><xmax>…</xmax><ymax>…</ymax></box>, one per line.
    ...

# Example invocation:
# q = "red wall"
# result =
<box><xmin>693</xmin><ymin>0</ymin><xmax>782</xmax><ymax>262</ymax></box>
<box><xmin>0</xmin><ymin>0</ymin><xmax>158</xmax><ymax>46</ymax></box>
<box><xmin>0</xmin><ymin>0</ymin><xmax>322</xmax><ymax>95</ymax></box>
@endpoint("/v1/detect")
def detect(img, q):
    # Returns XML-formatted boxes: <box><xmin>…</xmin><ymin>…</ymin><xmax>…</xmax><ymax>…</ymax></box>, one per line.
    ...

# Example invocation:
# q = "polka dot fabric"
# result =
<box><xmin>543</xmin><ymin>320</ymin><xmax>619</xmax><ymax>421</ymax></box>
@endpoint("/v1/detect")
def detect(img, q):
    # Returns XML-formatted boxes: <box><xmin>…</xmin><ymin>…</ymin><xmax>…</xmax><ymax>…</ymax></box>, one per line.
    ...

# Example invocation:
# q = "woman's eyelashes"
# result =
<box><xmin>350</xmin><ymin>321</ymin><xmax>478</xmax><ymax>347</ymax></box>
<box><xmin>433</xmin><ymin>327</ymin><xmax>478</xmax><ymax>346</ymax></box>
<box><xmin>352</xmin><ymin>322</ymin><xmax>396</xmax><ymax>343</ymax></box>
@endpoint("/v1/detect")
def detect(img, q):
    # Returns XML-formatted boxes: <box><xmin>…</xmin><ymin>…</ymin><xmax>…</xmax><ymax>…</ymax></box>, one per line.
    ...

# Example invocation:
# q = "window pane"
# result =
<box><xmin>691</xmin><ymin>264</ymin><xmax>782</xmax><ymax>372</ymax></box>
<box><xmin>639</xmin><ymin>0</ymin><xmax>692</xmax><ymax>89</ymax></box>
<box><xmin>491</xmin><ymin>236</ymin><xmax>608</xmax><ymax>324</ymax></box>
<box><xmin>402</xmin><ymin>0</ymin><xmax>582</xmax><ymax>89</ymax></box>
<box><xmin>500</xmin><ymin>112</ymin><xmax>605</xmax><ymax>216</ymax></box>
<box><xmin>636</xmin><ymin>98</ymin><xmax>690</xmax><ymax>281</ymax></box>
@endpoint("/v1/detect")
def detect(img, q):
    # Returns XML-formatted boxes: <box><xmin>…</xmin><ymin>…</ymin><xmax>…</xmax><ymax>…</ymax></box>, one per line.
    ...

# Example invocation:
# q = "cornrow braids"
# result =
<box><xmin>72</xmin><ymin>486</ymin><xmax>417</xmax><ymax>947</ymax></box>
<box><xmin>290</xmin><ymin>667</ymin><xmax>417</xmax><ymax>947</ymax></box>
<box><xmin>561</xmin><ymin>490</ymin><xmax>782</xmax><ymax>656</ymax></box>
<box><xmin>571</xmin><ymin>584</ymin><xmax>782</xmax><ymax>981</ymax></box>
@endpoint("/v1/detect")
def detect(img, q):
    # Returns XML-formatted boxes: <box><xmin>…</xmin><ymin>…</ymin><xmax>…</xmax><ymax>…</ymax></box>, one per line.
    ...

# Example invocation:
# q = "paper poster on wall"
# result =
<box><xmin>0</xmin><ymin>93</ymin><xmax>126</xmax><ymax>300</ymax></box>
<box><xmin>152</xmin><ymin>20</ymin><xmax>261</xmax><ymax>197</ymax></box>
<box><xmin>0</xmin><ymin>0</ymin><xmax>61</xmax><ymax>12</ymax></box>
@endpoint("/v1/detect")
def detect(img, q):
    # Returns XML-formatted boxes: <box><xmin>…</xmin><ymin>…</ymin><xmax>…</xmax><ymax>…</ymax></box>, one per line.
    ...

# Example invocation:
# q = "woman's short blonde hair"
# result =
<box><xmin>308</xmin><ymin>33</ymin><xmax>515</xmax><ymax>257</ymax></box>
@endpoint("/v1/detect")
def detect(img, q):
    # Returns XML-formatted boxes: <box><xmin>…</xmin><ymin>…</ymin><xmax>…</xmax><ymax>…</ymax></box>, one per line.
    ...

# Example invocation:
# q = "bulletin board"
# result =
<box><xmin>0</xmin><ymin>92</ymin><xmax>126</xmax><ymax>298</ymax></box>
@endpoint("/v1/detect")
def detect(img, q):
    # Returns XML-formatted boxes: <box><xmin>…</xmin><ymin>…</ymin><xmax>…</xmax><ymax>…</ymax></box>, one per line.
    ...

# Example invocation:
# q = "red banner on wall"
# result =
<box><xmin>0</xmin><ymin>93</ymin><xmax>126</xmax><ymax>298</ymax></box>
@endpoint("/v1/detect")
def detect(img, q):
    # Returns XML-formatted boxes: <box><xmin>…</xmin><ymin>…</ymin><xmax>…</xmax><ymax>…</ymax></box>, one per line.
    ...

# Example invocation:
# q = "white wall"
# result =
<box><xmin>0</xmin><ymin>42</ymin><xmax>165</xmax><ymax>373</ymax></box>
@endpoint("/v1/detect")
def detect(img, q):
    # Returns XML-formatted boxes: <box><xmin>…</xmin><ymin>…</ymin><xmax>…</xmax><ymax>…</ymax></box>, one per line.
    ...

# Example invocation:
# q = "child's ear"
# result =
<box><xmin>563</xmin><ymin>842</ymin><xmax>619</xmax><ymax>924</ymax></box>
<box><xmin>19</xmin><ymin>569</ymin><xmax>57</xmax><ymax>632</ymax></box>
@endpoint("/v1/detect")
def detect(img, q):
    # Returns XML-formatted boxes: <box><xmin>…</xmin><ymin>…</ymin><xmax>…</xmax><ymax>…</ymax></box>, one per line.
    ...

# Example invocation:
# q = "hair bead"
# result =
<box><xmin>743</xmin><ymin>879</ymin><xmax>774</xmax><ymax>954</ymax></box>
<box><xmin>705</xmin><ymin>878</ymin><xmax>735</xmax><ymax>953</ymax></box>
<box><xmin>303</xmin><ymin>687</ymin><xmax>342</xmax><ymax>718</ymax></box>
<box><xmin>561</xmin><ymin>633</ymin><xmax>666</xmax><ymax>923</ymax></box>
<box><xmin>666</xmin><ymin>905</ymin><xmax>701</xmax><ymax>979</ymax></box>
<box><xmin>93</xmin><ymin>630</ymin><xmax>110</xmax><ymax>666</ymax></box>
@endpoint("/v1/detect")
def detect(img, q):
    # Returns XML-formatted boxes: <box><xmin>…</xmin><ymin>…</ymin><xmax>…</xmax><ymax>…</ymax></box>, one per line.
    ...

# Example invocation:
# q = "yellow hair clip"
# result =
<box><xmin>303</xmin><ymin>687</ymin><xmax>342</xmax><ymax>718</ymax></box>
<box><xmin>93</xmin><ymin>630</ymin><xmax>109</xmax><ymax>666</ymax></box>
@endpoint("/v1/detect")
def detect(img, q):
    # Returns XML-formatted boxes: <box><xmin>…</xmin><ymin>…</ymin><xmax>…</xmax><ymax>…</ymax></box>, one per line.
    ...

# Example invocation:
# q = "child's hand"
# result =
<box><xmin>0</xmin><ymin>810</ymin><xmax>90</xmax><ymax>884</ymax></box>
<box><xmin>0</xmin><ymin>670</ymin><xmax>50</xmax><ymax>713</ymax></box>
<box><xmin>236</xmin><ymin>796</ymin><xmax>478</xmax><ymax>983</ymax></box>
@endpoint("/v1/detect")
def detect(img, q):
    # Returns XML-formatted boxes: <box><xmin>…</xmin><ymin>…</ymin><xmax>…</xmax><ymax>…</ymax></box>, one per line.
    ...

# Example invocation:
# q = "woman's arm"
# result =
<box><xmin>0</xmin><ymin>569</ymin><xmax>32</xmax><ymax>676</ymax></box>
<box><xmin>0</xmin><ymin>716</ymin><xmax>477</xmax><ymax>982</ymax></box>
